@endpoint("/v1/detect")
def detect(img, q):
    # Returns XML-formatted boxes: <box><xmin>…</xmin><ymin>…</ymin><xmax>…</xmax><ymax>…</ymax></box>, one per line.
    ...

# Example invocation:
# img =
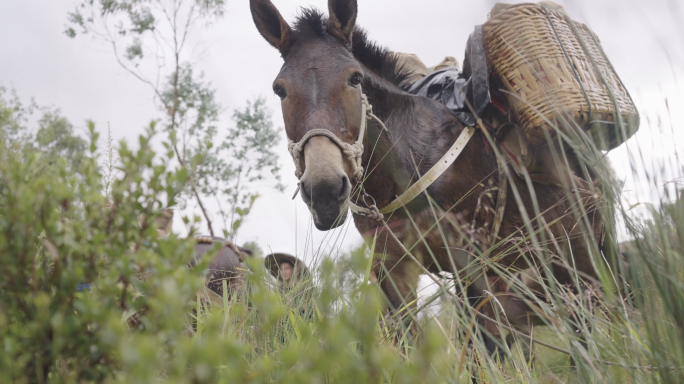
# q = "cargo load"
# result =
<box><xmin>482</xmin><ymin>2</ymin><xmax>639</xmax><ymax>150</ymax></box>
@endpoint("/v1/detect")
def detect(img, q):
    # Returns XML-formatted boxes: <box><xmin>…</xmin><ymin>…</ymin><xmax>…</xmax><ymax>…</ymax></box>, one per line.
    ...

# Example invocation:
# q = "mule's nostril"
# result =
<box><xmin>299</xmin><ymin>180</ymin><xmax>311</xmax><ymax>203</ymax></box>
<box><xmin>337</xmin><ymin>175</ymin><xmax>351</xmax><ymax>201</ymax></box>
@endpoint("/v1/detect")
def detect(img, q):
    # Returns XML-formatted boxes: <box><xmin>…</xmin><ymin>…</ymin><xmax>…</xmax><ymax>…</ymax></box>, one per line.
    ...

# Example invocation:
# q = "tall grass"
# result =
<box><xmin>188</xmin><ymin>91</ymin><xmax>683</xmax><ymax>383</ymax></box>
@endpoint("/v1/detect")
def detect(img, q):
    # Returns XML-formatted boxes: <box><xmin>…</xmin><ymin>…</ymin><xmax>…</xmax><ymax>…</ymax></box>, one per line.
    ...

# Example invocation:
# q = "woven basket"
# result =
<box><xmin>483</xmin><ymin>3</ymin><xmax>639</xmax><ymax>149</ymax></box>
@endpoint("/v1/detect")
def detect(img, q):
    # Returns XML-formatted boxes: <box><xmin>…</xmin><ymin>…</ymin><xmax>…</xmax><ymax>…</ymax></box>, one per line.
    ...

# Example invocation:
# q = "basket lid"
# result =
<box><xmin>488</xmin><ymin>2</ymin><xmax>567</xmax><ymax>20</ymax></box>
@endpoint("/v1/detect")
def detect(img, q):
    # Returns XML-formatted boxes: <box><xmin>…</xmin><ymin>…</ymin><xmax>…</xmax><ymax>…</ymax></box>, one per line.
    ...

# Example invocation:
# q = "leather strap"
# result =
<box><xmin>489</xmin><ymin>152</ymin><xmax>508</xmax><ymax>246</ymax></box>
<box><xmin>349</xmin><ymin>126</ymin><xmax>476</xmax><ymax>216</ymax></box>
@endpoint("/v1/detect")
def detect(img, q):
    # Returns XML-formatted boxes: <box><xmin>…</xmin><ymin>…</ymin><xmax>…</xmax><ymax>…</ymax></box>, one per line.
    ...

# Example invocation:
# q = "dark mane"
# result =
<box><xmin>292</xmin><ymin>8</ymin><xmax>327</xmax><ymax>39</ymax></box>
<box><xmin>291</xmin><ymin>8</ymin><xmax>413</xmax><ymax>89</ymax></box>
<box><xmin>350</xmin><ymin>28</ymin><xmax>414</xmax><ymax>89</ymax></box>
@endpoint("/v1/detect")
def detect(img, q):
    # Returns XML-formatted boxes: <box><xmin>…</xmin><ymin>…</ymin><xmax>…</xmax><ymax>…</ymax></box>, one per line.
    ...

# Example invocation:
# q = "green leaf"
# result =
<box><xmin>231</xmin><ymin>219</ymin><xmax>242</xmax><ymax>231</ymax></box>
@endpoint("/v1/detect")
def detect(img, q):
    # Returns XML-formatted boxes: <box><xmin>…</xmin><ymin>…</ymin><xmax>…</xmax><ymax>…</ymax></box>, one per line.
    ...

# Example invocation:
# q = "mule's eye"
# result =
<box><xmin>274</xmin><ymin>85</ymin><xmax>287</xmax><ymax>100</ymax></box>
<box><xmin>349</xmin><ymin>73</ymin><xmax>363</xmax><ymax>87</ymax></box>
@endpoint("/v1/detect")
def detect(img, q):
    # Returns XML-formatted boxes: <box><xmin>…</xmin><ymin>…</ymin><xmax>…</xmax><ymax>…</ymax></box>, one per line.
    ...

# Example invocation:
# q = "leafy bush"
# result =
<box><xmin>0</xmin><ymin>121</ymin><xmax>207</xmax><ymax>382</ymax></box>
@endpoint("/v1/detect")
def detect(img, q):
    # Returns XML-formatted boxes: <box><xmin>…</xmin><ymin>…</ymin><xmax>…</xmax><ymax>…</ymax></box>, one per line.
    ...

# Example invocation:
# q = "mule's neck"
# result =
<box><xmin>357</xmin><ymin>72</ymin><xmax>445</xmax><ymax>209</ymax></box>
<box><xmin>357</xmin><ymin>71</ymin><xmax>496</xmax><ymax>213</ymax></box>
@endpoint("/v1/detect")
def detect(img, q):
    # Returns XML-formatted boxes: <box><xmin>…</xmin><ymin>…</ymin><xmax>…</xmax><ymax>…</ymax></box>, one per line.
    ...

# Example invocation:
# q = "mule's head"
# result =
<box><xmin>251</xmin><ymin>0</ymin><xmax>364</xmax><ymax>230</ymax></box>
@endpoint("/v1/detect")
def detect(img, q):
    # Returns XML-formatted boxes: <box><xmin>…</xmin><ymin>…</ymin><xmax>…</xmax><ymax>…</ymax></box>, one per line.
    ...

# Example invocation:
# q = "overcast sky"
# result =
<box><xmin>1</xmin><ymin>0</ymin><xmax>683</xmax><ymax>263</ymax></box>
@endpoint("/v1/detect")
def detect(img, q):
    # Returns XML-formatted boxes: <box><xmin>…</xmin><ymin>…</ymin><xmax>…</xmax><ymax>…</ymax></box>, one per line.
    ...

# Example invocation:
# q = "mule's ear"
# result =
<box><xmin>250</xmin><ymin>0</ymin><xmax>293</xmax><ymax>56</ymax></box>
<box><xmin>327</xmin><ymin>0</ymin><xmax>357</xmax><ymax>46</ymax></box>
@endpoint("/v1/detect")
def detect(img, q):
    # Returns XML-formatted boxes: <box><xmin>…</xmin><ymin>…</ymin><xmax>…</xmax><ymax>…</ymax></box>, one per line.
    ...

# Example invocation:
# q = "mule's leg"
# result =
<box><xmin>482</xmin><ymin>270</ymin><xmax>549</xmax><ymax>365</ymax></box>
<box><xmin>471</xmin><ymin>284</ymin><xmax>505</xmax><ymax>360</ymax></box>
<box><xmin>469</xmin><ymin>299</ymin><xmax>510</xmax><ymax>384</ymax></box>
<box><xmin>568</xmin><ymin>321</ymin><xmax>590</xmax><ymax>369</ymax></box>
<box><xmin>505</xmin><ymin>330</ymin><xmax>535</xmax><ymax>367</ymax></box>
<box><xmin>447</xmin><ymin>275</ymin><xmax>508</xmax><ymax>364</ymax></box>
<box><xmin>568</xmin><ymin>287</ymin><xmax>597</xmax><ymax>369</ymax></box>
<box><xmin>376</xmin><ymin>259</ymin><xmax>421</xmax><ymax>340</ymax></box>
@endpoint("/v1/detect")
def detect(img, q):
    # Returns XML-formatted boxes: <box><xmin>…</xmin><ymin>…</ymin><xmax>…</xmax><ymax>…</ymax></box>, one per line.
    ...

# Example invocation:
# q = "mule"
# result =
<box><xmin>250</xmin><ymin>0</ymin><xmax>605</xmax><ymax>347</ymax></box>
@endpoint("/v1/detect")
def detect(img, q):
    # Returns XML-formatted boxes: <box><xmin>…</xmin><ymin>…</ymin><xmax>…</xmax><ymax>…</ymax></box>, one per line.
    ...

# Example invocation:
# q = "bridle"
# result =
<box><xmin>286</xmin><ymin>89</ymin><xmax>478</xmax><ymax>221</ymax></box>
<box><xmin>287</xmin><ymin>93</ymin><xmax>380</xmax><ymax>182</ymax></box>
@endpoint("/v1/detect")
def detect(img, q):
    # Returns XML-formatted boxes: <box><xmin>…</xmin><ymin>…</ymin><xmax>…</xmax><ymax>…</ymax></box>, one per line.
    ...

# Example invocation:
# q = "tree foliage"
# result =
<box><xmin>65</xmin><ymin>0</ymin><xmax>282</xmax><ymax>238</ymax></box>
<box><xmin>0</xmin><ymin>86</ymin><xmax>87</xmax><ymax>173</ymax></box>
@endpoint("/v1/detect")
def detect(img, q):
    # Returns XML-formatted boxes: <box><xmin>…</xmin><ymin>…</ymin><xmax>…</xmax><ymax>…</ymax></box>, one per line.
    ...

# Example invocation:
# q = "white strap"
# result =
<box><xmin>349</xmin><ymin>126</ymin><xmax>476</xmax><ymax>216</ymax></box>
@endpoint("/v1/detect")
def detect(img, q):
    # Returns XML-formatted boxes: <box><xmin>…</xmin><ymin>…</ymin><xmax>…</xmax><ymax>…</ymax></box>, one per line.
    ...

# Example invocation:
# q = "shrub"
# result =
<box><xmin>0</xmin><ymin>123</ymin><xmax>208</xmax><ymax>382</ymax></box>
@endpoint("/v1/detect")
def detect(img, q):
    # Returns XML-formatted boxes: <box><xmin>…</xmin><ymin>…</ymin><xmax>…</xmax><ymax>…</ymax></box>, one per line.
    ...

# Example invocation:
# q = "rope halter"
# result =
<box><xmin>287</xmin><ymin>93</ymin><xmax>377</xmax><ymax>182</ymax></box>
<box><xmin>285</xmin><ymin>88</ymin><xmax>482</xmax><ymax>228</ymax></box>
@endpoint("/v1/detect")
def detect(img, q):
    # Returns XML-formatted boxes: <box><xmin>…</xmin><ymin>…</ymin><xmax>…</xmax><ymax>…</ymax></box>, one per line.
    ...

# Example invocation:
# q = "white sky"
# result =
<box><xmin>1</xmin><ymin>0</ymin><xmax>683</xmax><ymax>265</ymax></box>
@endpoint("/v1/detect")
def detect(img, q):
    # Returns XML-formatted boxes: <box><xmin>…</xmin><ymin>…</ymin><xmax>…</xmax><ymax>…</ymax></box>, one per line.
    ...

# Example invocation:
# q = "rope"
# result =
<box><xmin>287</xmin><ymin>93</ymin><xmax>384</xmax><ymax>182</ymax></box>
<box><xmin>489</xmin><ymin>153</ymin><xmax>508</xmax><ymax>247</ymax></box>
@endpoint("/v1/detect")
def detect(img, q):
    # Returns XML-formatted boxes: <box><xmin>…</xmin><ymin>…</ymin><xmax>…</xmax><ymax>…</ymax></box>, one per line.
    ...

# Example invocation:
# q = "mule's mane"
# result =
<box><xmin>292</xmin><ymin>8</ymin><xmax>413</xmax><ymax>89</ymax></box>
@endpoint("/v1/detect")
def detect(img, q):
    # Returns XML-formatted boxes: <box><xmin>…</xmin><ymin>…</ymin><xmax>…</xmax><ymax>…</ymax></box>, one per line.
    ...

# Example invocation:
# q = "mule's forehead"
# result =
<box><xmin>272</xmin><ymin>34</ymin><xmax>365</xmax><ymax>145</ymax></box>
<box><xmin>276</xmin><ymin>37</ymin><xmax>360</xmax><ymax>79</ymax></box>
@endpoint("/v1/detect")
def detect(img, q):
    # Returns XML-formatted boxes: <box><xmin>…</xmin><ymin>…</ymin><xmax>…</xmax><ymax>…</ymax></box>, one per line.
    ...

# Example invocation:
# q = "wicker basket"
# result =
<box><xmin>483</xmin><ymin>3</ymin><xmax>639</xmax><ymax>149</ymax></box>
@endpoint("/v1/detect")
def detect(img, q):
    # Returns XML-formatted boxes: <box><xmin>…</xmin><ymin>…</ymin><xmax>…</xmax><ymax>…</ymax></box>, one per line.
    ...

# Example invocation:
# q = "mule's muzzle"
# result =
<box><xmin>299</xmin><ymin>172</ymin><xmax>351</xmax><ymax>230</ymax></box>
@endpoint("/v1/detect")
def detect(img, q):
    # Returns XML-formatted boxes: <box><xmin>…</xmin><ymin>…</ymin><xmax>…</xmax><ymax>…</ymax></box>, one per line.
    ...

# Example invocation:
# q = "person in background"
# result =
<box><xmin>264</xmin><ymin>253</ymin><xmax>310</xmax><ymax>289</ymax></box>
<box><xmin>264</xmin><ymin>253</ymin><xmax>313</xmax><ymax>326</ymax></box>
<box><xmin>155</xmin><ymin>208</ymin><xmax>174</xmax><ymax>237</ymax></box>
<box><xmin>78</xmin><ymin>208</ymin><xmax>176</xmax><ymax>292</ymax></box>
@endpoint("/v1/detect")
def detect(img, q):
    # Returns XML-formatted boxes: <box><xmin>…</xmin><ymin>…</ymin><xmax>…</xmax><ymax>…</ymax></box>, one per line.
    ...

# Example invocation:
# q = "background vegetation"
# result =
<box><xmin>66</xmin><ymin>0</ymin><xmax>283</xmax><ymax>239</ymax></box>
